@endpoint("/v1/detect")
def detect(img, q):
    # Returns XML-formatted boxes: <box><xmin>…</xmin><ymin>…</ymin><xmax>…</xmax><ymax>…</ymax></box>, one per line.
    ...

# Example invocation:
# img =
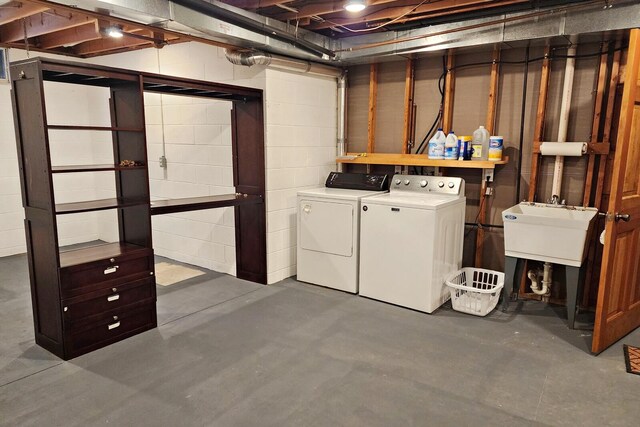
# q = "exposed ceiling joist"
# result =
<box><xmin>73</xmin><ymin>28</ymin><xmax>153</xmax><ymax>55</ymax></box>
<box><xmin>0</xmin><ymin>1</ymin><xmax>48</xmax><ymax>25</ymax></box>
<box><xmin>35</xmin><ymin>19</ymin><xmax>100</xmax><ymax>48</ymax></box>
<box><xmin>225</xmin><ymin>0</ymin><xmax>294</xmax><ymax>9</ymax></box>
<box><xmin>0</xmin><ymin>8</ymin><xmax>94</xmax><ymax>43</ymax></box>
<box><xmin>304</xmin><ymin>0</ymin><xmax>529</xmax><ymax>31</ymax></box>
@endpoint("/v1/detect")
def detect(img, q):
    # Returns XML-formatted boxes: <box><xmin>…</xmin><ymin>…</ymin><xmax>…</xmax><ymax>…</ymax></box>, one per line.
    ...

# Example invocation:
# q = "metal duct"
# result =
<box><xmin>171</xmin><ymin>0</ymin><xmax>334</xmax><ymax>58</ymax></box>
<box><xmin>224</xmin><ymin>49</ymin><xmax>343</xmax><ymax>78</ymax></box>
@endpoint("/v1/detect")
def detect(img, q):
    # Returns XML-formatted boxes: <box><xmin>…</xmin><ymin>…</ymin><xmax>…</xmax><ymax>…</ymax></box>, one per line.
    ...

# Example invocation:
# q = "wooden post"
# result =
<box><xmin>367</xmin><ymin>63</ymin><xmax>378</xmax><ymax>154</ymax></box>
<box><xmin>583</xmin><ymin>43</ymin><xmax>608</xmax><ymax>207</ymax></box>
<box><xmin>528</xmin><ymin>46</ymin><xmax>551</xmax><ymax>202</ymax></box>
<box><xmin>474</xmin><ymin>47</ymin><xmax>500</xmax><ymax>268</ymax></box>
<box><xmin>402</xmin><ymin>57</ymin><xmax>416</xmax><ymax>154</ymax></box>
<box><xmin>442</xmin><ymin>51</ymin><xmax>455</xmax><ymax>133</ymax></box>
<box><xmin>595</xmin><ymin>38</ymin><xmax>622</xmax><ymax>210</ymax></box>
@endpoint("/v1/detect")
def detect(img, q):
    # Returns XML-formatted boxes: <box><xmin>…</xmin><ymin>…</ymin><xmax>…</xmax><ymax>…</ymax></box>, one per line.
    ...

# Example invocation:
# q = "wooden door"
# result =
<box><xmin>592</xmin><ymin>29</ymin><xmax>640</xmax><ymax>354</ymax></box>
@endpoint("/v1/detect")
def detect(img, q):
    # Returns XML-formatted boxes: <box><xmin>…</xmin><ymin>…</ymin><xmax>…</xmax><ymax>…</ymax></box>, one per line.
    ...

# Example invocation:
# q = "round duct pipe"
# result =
<box><xmin>224</xmin><ymin>49</ymin><xmax>343</xmax><ymax>78</ymax></box>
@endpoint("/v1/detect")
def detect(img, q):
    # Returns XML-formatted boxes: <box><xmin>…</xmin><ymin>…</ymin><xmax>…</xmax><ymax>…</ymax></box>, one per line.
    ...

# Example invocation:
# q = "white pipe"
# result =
<box><xmin>551</xmin><ymin>35</ymin><xmax>578</xmax><ymax>200</ymax></box>
<box><xmin>528</xmin><ymin>262</ymin><xmax>552</xmax><ymax>296</ymax></box>
<box><xmin>337</xmin><ymin>73</ymin><xmax>347</xmax><ymax>172</ymax></box>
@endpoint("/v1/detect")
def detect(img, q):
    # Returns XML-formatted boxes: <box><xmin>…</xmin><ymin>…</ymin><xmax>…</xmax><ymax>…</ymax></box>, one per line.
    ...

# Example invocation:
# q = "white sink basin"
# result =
<box><xmin>502</xmin><ymin>202</ymin><xmax>598</xmax><ymax>267</ymax></box>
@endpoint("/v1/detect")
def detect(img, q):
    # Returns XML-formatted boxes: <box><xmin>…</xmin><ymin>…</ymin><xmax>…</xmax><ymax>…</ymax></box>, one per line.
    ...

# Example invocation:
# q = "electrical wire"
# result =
<box><xmin>329</xmin><ymin>0</ymin><xmax>431</xmax><ymax>34</ymax></box>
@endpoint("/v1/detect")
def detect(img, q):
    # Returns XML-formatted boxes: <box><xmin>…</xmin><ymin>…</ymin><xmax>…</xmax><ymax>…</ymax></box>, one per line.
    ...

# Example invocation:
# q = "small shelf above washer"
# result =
<box><xmin>336</xmin><ymin>153</ymin><xmax>508</xmax><ymax>169</ymax></box>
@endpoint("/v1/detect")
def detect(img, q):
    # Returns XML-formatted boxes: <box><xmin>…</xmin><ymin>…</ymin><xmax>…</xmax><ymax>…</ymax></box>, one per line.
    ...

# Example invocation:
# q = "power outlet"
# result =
<box><xmin>485</xmin><ymin>187</ymin><xmax>494</xmax><ymax>196</ymax></box>
<box><xmin>159</xmin><ymin>155</ymin><xmax>167</xmax><ymax>168</ymax></box>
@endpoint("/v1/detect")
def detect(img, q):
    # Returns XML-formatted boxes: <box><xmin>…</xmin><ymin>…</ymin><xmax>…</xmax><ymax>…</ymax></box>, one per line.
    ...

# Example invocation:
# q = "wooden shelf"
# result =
<box><xmin>47</xmin><ymin>125</ymin><xmax>144</xmax><ymax>132</ymax></box>
<box><xmin>150</xmin><ymin>194</ymin><xmax>262</xmax><ymax>216</ymax></box>
<box><xmin>59</xmin><ymin>242</ymin><xmax>149</xmax><ymax>268</ymax></box>
<box><xmin>51</xmin><ymin>164</ymin><xmax>146</xmax><ymax>173</ymax></box>
<box><xmin>337</xmin><ymin>153</ymin><xmax>509</xmax><ymax>169</ymax></box>
<box><xmin>55</xmin><ymin>198</ymin><xmax>148</xmax><ymax>215</ymax></box>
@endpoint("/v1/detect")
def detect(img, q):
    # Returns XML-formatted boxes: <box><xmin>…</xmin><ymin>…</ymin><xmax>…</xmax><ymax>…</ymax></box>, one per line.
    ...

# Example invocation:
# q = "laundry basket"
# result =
<box><xmin>445</xmin><ymin>268</ymin><xmax>504</xmax><ymax>317</ymax></box>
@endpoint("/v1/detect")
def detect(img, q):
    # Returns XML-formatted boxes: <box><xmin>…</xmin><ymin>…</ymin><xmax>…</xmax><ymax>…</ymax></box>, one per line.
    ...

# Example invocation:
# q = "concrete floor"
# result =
<box><xmin>1</xmin><ymin>253</ymin><xmax>639</xmax><ymax>426</ymax></box>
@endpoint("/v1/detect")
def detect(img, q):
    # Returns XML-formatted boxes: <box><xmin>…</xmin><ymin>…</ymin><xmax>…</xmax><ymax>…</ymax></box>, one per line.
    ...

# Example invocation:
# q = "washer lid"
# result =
<box><xmin>362</xmin><ymin>192</ymin><xmax>465</xmax><ymax>209</ymax></box>
<box><xmin>297</xmin><ymin>187</ymin><xmax>388</xmax><ymax>201</ymax></box>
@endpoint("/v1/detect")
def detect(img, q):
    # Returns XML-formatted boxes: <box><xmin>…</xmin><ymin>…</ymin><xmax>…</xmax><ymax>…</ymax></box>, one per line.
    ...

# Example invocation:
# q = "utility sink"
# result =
<box><xmin>502</xmin><ymin>202</ymin><xmax>598</xmax><ymax>267</ymax></box>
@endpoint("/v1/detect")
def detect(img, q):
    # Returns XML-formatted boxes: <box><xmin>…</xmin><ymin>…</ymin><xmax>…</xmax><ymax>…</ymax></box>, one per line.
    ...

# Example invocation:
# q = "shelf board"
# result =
<box><xmin>150</xmin><ymin>194</ymin><xmax>262</xmax><ymax>216</ymax></box>
<box><xmin>51</xmin><ymin>164</ymin><xmax>146</xmax><ymax>173</ymax></box>
<box><xmin>59</xmin><ymin>242</ymin><xmax>149</xmax><ymax>268</ymax></box>
<box><xmin>336</xmin><ymin>153</ymin><xmax>509</xmax><ymax>169</ymax></box>
<box><xmin>55</xmin><ymin>198</ymin><xmax>148</xmax><ymax>215</ymax></box>
<box><xmin>47</xmin><ymin>125</ymin><xmax>144</xmax><ymax>132</ymax></box>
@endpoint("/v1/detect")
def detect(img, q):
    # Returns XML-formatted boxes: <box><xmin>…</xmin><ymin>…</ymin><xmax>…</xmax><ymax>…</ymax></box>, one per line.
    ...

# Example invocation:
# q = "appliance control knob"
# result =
<box><xmin>403</xmin><ymin>179</ymin><xmax>410</xmax><ymax>185</ymax></box>
<box><xmin>395</xmin><ymin>179</ymin><xmax>401</xmax><ymax>185</ymax></box>
<box><xmin>420</xmin><ymin>180</ymin><xmax>428</xmax><ymax>188</ymax></box>
<box><xmin>448</xmin><ymin>182</ymin><xmax>455</xmax><ymax>189</ymax></box>
<box><xmin>438</xmin><ymin>181</ymin><xmax>445</xmax><ymax>188</ymax></box>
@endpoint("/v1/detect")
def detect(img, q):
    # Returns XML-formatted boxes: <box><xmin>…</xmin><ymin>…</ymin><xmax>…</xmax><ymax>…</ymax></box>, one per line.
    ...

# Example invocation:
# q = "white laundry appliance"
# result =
<box><xmin>297</xmin><ymin>172</ymin><xmax>390</xmax><ymax>293</ymax></box>
<box><xmin>359</xmin><ymin>174</ymin><xmax>466</xmax><ymax>313</ymax></box>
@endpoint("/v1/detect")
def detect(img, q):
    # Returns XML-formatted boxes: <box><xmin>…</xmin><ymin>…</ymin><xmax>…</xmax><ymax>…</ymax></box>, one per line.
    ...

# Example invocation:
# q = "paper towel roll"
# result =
<box><xmin>540</xmin><ymin>142</ymin><xmax>587</xmax><ymax>156</ymax></box>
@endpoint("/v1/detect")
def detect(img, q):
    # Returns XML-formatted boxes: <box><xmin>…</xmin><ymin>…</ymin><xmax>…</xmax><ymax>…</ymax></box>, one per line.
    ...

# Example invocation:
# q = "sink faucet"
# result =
<box><xmin>549</xmin><ymin>195</ymin><xmax>566</xmax><ymax>206</ymax></box>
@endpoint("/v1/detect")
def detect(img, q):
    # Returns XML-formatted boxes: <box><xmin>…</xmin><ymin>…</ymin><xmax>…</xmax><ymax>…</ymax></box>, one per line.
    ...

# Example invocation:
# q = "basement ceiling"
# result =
<box><xmin>0</xmin><ymin>1</ymin><xmax>639</xmax><ymax>61</ymax></box>
<box><xmin>217</xmin><ymin>0</ymin><xmax>585</xmax><ymax>37</ymax></box>
<box><xmin>0</xmin><ymin>0</ymin><xmax>194</xmax><ymax>57</ymax></box>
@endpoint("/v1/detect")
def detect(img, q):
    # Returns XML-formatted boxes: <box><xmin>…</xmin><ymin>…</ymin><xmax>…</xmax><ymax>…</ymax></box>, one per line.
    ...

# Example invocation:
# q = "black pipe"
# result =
<box><xmin>171</xmin><ymin>0</ymin><xmax>335</xmax><ymax>58</ymax></box>
<box><xmin>515</xmin><ymin>46</ymin><xmax>529</xmax><ymax>205</ymax></box>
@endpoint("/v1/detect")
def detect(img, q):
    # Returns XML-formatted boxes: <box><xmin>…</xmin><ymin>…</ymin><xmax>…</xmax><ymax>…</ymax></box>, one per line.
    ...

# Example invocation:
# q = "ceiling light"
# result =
<box><xmin>344</xmin><ymin>0</ymin><xmax>366</xmax><ymax>13</ymax></box>
<box><xmin>106</xmin><ymin>26</ymin><xmax>124</xmax><ymax>38</ymax></box>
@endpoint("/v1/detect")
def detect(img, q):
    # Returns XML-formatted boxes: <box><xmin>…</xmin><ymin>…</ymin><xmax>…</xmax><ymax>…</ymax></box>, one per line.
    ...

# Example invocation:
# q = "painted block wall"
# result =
<box><xmin>0</xmin><ymin>43</ymin><xmax>339</xmax><ymax>285</ymax></box>
<box><xmin>264</xmin><ymin>69</ymin><xmax>338</xmax><ymax>283</ymax></box>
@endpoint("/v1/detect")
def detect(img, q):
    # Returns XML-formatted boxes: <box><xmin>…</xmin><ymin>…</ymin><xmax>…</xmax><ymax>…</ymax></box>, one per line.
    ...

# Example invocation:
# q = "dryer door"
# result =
<box><xmin>299</xmin><ymin>199</ymin><xmax>354</xmax><ymax>257</ymax></box>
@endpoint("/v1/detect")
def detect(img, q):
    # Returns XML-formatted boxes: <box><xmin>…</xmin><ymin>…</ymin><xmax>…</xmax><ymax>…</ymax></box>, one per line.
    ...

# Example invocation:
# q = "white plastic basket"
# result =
<box><xmin>445</xmin><ymin>268</ymin><xmax>505</xmax><ymax>317</ymax></box>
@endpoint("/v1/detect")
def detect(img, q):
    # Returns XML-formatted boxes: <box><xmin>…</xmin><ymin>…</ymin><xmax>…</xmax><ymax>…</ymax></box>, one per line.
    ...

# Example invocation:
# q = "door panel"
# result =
<box><xmin>593</xmin><ymin>29</ymin><xmax>640</xmax><ymax>353</ymax></box>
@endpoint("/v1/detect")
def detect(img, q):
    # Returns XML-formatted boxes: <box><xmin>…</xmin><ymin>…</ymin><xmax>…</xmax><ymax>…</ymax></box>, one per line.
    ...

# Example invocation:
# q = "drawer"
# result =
<box><xmin>62</xmin><ymin>278</ymin><xmax>155</xmax><ymax>326</ymax></box>
<box><xmin>65</xmin><ymin>303</ymin><xmax>156</xmax><ymax>357</ymax></box>
<box><xmin>60</xmin><ymin>251</ymin><xmax>154</xmax><ymax>297</ymax></box>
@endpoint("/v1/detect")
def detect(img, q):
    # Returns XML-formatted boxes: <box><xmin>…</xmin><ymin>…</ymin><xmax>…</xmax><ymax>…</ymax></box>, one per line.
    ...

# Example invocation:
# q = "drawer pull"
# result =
<box><xmin>107</xmin><ymin>294</ymin><xmax>120</xmax><ymax>302</ymax></box>
<box><xmin>108</xmin><ymin>321</ymin><xmax>121</xmax><ymax>330</ymax></box>
<box><xmin>104</xmin><ymin>266</ymin><xmax>119</xmax><ymax>275</ymax></box>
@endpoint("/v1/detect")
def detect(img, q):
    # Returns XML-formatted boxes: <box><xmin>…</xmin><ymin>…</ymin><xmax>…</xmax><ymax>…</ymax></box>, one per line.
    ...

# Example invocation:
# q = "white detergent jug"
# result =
<box><xmin>427</xmin><ymin>128</ymin><xmax>446</xmax><ymax>160</ymax></box>
<box><xmin>471</xmin><ymin>125</ymin><xmax>490</xmax><ymax>161</ymax></box>
<box><xmin>444</xmin><ymin>131</ymin><xmax>458</xmax><ymax>160</ymax></box>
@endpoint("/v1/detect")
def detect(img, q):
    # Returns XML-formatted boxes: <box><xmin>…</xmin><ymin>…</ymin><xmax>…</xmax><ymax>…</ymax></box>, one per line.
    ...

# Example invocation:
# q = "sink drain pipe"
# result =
<box><xmin>528</xmin><ymin>262</ymin><xmax>552</xmax><ymax>296</ymax></box>
<box><xmin>224</xmin><ymin>49</ymin><xmax>347</xmax><ymax>171</ymax></box>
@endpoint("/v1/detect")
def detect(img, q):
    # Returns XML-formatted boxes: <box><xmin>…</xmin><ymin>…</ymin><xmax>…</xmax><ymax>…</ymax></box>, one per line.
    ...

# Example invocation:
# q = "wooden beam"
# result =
<box><xmin>474</xmin><ymin>47</ymin><xmax>501</xmax><ymax>268</ymax></box>
<box><xmin>35</xmin><ymin>20</ymin><xmax>99</xmax><ymax>49</ymax></box>
<box><xmin>583</xmin><ymin>43</ymin><xmax>609</xmax><ymax>207</ymax></box>
<box><xmin>442</xmin><ymin>51</ymin><xmax>455</xmax><ymax>133</ymax></box>
<box><xmin>224</xmin><ymin>0</ymin><xmax>294</xmax><ymax>9</ymax></box>
<box><xmin>72</xmin><ymin>29</ymin><xmax>153</xmax><ymax>56</ymax></box>
<box><xmin>402</xmin><ymin>57</ymin><xmax>416</xmax><ymax>154</ymax></box>
<box><xmin>281</xmin><ymin>0</ymin><xmax>527</xmax><ymax>27</ymax></box>
<box><xmin>0</xmin><ymin>8</ymin><xmax>94</xmax><ymax>43</ymax></box>
<box><xmin>0</xmin><ymin>1</ymin><xmax>49</xmax><ymax>26</ymax></box>
<box><xmin>367</xmin><ymin>63</ymin><xmax>378</xmax><ymax>153</ymax></box>
<box><xmin>595</xmin><ymin>38</ymin><xmax>622</xmax><ymax>211</ymax></box>
<box><xmin>527</xmin><ymin>46</ymin><xmax>551</xmax><ymax>202</ymax></box>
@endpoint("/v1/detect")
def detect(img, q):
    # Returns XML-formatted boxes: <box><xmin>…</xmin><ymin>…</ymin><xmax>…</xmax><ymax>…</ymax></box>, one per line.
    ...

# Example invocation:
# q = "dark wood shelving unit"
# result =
<box><xmin>52</xmin><ymin>164</ymin><xmax>146</xmax><ymax>173</ymax></box>
<box><xmin>150</xmin><ymin>194</ymin><xmax>262</xmax><ymax>215</ymax></box>
<box><xmin>10</xmin><ymin>56</ymin><xmax>267</xmax><ymax>360</ymax></box>
<box><xmin>47</xmin><ymin>125</ymin><xmax>145</xmax><ymax>132</ymax></box>
<box><xmin>60</xmin><ymin>242</ymin><xmax>148</xmax><ymax>268</ymax></box>
<box><xmin>55</xmin><ymin>198</ymin><xmax>149</xmax><ymax>215</ymax></box>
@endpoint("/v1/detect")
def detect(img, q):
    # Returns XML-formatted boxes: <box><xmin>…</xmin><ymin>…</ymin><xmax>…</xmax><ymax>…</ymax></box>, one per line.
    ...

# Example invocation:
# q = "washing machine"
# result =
<box><xmin>359</xmin><ymin>174</ymin><xmax>466</xmax><ymax>313</ymax></box>
<box><xmin>297</xmin><ymin>172</ymin><xmax>389</xmax><ymax>293</ymax></box>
